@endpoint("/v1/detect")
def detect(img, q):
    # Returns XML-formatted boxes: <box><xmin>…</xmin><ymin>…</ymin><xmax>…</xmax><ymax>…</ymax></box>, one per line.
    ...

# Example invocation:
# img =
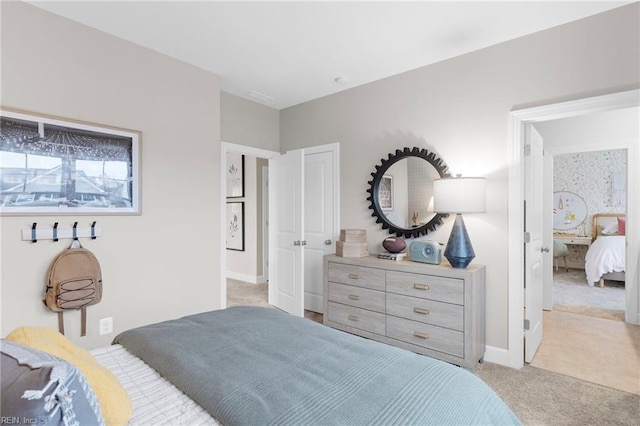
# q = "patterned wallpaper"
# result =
<box><xmin>553</xmin><ymin>149</ymin><xmax>627</xmax><ymax>267</ymax></box>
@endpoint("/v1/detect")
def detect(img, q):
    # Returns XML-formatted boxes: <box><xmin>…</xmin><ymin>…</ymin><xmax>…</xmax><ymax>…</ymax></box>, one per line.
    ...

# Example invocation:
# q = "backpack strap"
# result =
<box><xmin>81</xmin><ymin>307</ymin><xmax>87</xmax><ymax>337</ymax></box>
<box><xmin>56</xmin><ymin>309</ymin><xmax>87</xmax><ymax>336</ymax></box>
<box><xmin>57</xmin><ymin>312</ymin><xmax>65</xmax><ymax>335</ymax></box>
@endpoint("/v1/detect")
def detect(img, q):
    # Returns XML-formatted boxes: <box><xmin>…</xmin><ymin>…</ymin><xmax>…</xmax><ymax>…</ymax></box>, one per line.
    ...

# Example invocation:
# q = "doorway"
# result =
<box><xmin>220</xmin><ymin>142</ymin><xmax>340</xmax><ymax>317</ymax></box>
<box><xmin>221</xmin><ymin>143</ymin><xmax>279</xmax><ymax>309</ymax></box>
<box><xmin>507</xmin><ymin>89</ymin><xmax>640</xmax><ymax>370</ymax></box>
<box><xmin>542</xmin><ymin>148</ymin><xmax>627</xmax><ymax>322</ymax></box>
<box><xmin>524</xmin><ymin>119</ymin><xmax>637</xmax><ymax>394</ymax></box>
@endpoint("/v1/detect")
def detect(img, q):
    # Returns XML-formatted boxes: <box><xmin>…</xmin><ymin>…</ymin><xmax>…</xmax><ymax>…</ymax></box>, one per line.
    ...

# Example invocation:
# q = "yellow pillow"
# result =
<box><xmin>6</xmin><ymin>326</ymin><xmax>132</xmax><ymax>426</ymax></box>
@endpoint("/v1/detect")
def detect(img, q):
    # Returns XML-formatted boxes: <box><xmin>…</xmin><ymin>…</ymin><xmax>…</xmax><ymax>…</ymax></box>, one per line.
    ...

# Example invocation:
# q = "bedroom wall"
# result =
<box><xmin>279</xmin><ymin>3</ymin><xmax>640</xmax><ymax>355</ymax></box>
<box><xmin>1</xmin><ymin>2</ymin><xmax>222</xmax><ymax>348</ymax></box>
<box><xmin>221</xmin><ymin>92</ymin><xmax>280</xmax><ymax>152</ymax></box>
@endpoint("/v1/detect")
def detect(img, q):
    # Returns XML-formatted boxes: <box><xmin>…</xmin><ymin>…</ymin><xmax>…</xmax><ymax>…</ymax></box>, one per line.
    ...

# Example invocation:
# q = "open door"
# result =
<box><xmin>524</xmin><ymin>125</ymin><xmax>545</xmax><ymax>363</ymax></box>
<box><xmin>268</xmin><ymin>149</ymin><xmax>304</xmax><ymax>316</ymax></box>
<box><xmin>303</xmin><ymin>148</ymin><xmax>336</xmax><ymax>313</ymax></box>
<box><xmin>542</xmin><ymin>153</ymin><xmax>554</xmax><ymax>310</ymax></box>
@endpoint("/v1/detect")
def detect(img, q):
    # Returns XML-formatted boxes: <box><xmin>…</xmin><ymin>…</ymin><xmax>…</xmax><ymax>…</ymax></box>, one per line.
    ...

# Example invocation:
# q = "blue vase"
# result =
<box><xmin>444</xmin><ymin>214</ymin><xmax>475</xmax><ymax>268</ymax></box>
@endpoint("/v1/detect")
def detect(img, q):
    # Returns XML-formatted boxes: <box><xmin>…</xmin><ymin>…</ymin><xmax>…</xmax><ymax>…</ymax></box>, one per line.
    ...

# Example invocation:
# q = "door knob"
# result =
<box><xmin>325</xmin><ymin>240</ymin><xmax>332</xmax><ymax>245</ymax></box>
<box><xmin>541</xmin><ymin>247</ymin><xmax>550</xmax><ymax>253</ymax></box>
<box><xmin>293</xmin><ymin>240</ymin><xmax>301</xmax><ymax>246</ymax></box>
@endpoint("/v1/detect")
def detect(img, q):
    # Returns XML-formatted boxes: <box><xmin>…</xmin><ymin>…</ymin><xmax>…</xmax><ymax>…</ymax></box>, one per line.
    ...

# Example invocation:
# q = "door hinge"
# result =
<box><xmin>524</xmin><ymin>232</ymin><xmax>531</xmax><ymax>243</ymax></box>
<box><xmin>524</xmin><ymin>319</ymin><xmax>530</xmax><ymax>331</ymax></box>
<box><xmin>524</xmin><ymin>144</ymin><xmax>531</xmax><ymax>156</ymax></box>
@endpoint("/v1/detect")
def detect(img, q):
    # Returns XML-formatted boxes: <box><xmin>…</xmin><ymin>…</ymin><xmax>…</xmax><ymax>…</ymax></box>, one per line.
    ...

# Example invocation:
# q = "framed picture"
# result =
<box><xmin>0</xmin><ymin>108</ymin><xmax>141</xmax><ymax>215</ymax></box>
<box><xmin>379</xmin><ymin>175</ymin><xmax>393</xmax><ymax>210</ymax></box>
<box><xmin>226</xmin><ymin>201</ymin><xmax>245</xmax><ymax>251</ymax></box>
<box><xmin>226</xmin><ymin>153</ymin><xmax>244</xmax><ymax>198</ymax></box>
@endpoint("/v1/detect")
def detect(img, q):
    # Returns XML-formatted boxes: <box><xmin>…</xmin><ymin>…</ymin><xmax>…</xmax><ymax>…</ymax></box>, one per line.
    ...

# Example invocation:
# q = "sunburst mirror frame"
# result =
<box><xmin>366</xmin><ymin>147</ymin><xmax>451</xmax><ymax>238</ymax></box>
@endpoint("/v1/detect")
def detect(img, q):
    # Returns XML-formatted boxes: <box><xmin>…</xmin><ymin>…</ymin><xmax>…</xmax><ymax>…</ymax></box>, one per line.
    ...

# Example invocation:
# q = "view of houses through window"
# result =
<box><xmin>0</xmin><ymin>115</ymin><xmax>134</xmax><ymax>211</ymax></box>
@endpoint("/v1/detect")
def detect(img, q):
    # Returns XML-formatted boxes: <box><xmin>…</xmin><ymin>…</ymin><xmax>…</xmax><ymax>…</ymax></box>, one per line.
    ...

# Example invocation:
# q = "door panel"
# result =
<box><xmin>525</xmin><ymin>125</ymin><xmax>544</xmax><ymax>363</ymax></box>
<box><xmin>304</xmin><ymin>151</ymin><xmax>334</xmax><ymax>313</ymax></box>
<box><xmin>542</xmin><ymin>154</ymin><xmax>554</xmax><ymax>310</ymax></box>
<box><xmin>269</xmin><ymin>149</ymin><xmax>304</xmax><ymax>316</ymax></box>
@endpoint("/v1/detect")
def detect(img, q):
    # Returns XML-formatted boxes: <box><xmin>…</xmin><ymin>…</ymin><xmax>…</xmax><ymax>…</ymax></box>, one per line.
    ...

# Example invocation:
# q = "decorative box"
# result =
<box><xmin>339</xmin><ymin>229</ymin><xmax>367</xmax><ymax>243</ymax></box>
<box><xmin>336</xmin><ymin>241</ymin><xmax>369</xmax><ymax>257</ymax></box>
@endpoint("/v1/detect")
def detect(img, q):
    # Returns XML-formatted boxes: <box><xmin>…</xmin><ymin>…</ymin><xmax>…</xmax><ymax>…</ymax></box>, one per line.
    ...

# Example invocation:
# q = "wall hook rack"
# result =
<box><xmin>22</xmin><ymin>222</ymin><xmax>102</xmax><ymax>242</ymax></box>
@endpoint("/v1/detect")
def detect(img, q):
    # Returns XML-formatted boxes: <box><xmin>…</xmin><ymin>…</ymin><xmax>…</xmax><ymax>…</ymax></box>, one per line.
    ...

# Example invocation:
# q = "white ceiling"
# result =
<box><xmin>28</xmin><ymin>1</ymin><xmax>630</xmax><ymax>110</ymax></box>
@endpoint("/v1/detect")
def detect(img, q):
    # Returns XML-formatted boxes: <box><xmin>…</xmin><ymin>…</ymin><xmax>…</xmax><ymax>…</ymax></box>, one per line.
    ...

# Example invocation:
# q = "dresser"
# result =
<box><xmin>323</xmin><ymin>255</ymin><xmax>485</xmax><ymax>370</ymax></box>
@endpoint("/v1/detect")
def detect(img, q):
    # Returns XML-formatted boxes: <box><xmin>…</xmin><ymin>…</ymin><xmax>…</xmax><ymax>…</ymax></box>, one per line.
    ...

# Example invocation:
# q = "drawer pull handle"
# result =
<box><xmin>348</xmin><ymin>273</ymin><xmax>359</xmax><ymax>280</ymax></box>
<box><xmin>414</xmin><ymin>307</ymin><xmax>430</xmax><ymax>315</ymax></box>
<box><xmin>413</xmin><ymin>283</ymin><xmax>429</xmax><ymax>291</ymax></box>
<box><xmin>348</xmin><ymin>294</ymin><xmax>360</xmax><ymax>301</ymax></box>
<box><xmin>348</xmin><ymin>314</ymin><xmax>359</xmax><ymax>322</ymax></box>
<box><xmin>413</xmin><ymin>332</ymin><xmax>429</xmax><ymax>339</ymax></box>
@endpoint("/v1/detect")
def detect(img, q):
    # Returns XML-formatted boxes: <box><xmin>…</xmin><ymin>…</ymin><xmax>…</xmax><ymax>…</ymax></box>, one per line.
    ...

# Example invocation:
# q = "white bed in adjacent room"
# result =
<box><xmin>585</xmin><ymin>213</ymin><xmax>626</xmax><ymax>287</ymax></box>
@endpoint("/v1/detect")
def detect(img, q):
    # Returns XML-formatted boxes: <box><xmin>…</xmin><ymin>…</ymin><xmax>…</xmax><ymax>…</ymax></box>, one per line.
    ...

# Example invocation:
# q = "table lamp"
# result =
<box><xmin>433</xmin><ymin>176</ymin><xmax>486</xmax><ymax>268</ymax></box>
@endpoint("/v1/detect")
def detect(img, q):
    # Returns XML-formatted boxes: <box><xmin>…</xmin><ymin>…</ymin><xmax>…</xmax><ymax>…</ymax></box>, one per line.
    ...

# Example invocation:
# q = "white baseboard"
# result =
<box><xmin>226</xmin><ymin>271</ymin><xmax>267</xmax><ymax>284</ymax></box>
<box><xmin>483</xmin><ymin>345</ymin><xmax>512</xmax><ymax>368</ymax></box>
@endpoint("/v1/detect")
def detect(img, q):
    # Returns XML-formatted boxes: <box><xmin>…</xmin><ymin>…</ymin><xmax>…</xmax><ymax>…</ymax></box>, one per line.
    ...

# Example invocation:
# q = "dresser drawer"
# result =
<box><xmin>386</xmin><ymin>293</ymin><xmax>464</xmax><ymax>331</ymax></box>
<box><xmin>327</xmin><ymin>302</ymin><xmax>386</xmax><ymax>335</ymax></box>
<box><xmin>328</xmin><ymin>282</ymin><xmax>385</xmax><ymax>313</ymax></box>
<box><xmin>327</xmin><ymin>262</ymin><xmax>385</xmax><ymax>291</ymax></box>
<box><xmin>386</xmin><ymin>271</ymin><xmax>463</xmax><ymax>305</ymax></box>
<box><xmin>386</xmin><ymin>316</ymin><xmax>464</xmax><ymax>357</ymax></box>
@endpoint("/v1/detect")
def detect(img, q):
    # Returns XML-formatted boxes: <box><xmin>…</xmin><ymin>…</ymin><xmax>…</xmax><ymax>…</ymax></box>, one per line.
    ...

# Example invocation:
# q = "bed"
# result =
<box><xmin>2</xmin><ymin>306</ymin><xmax>520</xmax><ymax>425</ymax></box>
<box><xmin>585</xmin><ymin>213</ymin><xmax>626</xmax><ymax>287</ymax></box>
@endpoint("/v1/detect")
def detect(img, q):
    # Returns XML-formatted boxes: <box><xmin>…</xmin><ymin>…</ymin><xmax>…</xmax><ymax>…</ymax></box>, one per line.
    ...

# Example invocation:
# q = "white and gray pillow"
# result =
<box><xmin>0</xmin><ymin>340</ymin><xmax>104</xmax><ymax>426</ymax></box>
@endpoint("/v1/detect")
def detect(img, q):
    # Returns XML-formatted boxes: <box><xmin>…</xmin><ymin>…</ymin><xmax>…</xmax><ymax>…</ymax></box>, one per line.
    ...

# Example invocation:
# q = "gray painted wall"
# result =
<box><xmin>279</xmin><ymin>4</ymin><xmax>640</xmax><ymax>351</ymax></box>
<box><xmin>221</xmin><ymin>92</ymin><xmax>279</xmax><ymax>152</ymax></box>
<box><xmin>1</xmin><ymin>2</ymin><xmax>221</xmax><ymax>348</ymax></box>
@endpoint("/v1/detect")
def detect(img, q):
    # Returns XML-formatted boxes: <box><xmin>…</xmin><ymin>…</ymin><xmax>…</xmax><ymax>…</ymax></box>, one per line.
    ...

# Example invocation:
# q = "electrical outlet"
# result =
<box><xmin>99</xmin><ymin>317</ymin><xmax>113</xmax><ymax>335</ymax></box>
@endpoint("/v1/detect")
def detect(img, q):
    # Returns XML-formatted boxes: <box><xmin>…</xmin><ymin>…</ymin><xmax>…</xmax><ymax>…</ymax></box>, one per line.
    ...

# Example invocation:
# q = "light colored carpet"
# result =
<box><xmin>227</xmin><ymin>279</ymin><xmax>323</xmax><ymax>322</ymax></box>
<box><xmin>552</xmin><ymin>268</ymin><xmax>624</xmax><ymax>321</ymax></box>
<box><xmin>477</xmin><ymin>362</ymin><xmax>639</xmax><ymax>426</ymax></box>
<box><xmin>227</xmin><ymin>279</ymin><xmax>269</xmax><ymax>307</ymax></box>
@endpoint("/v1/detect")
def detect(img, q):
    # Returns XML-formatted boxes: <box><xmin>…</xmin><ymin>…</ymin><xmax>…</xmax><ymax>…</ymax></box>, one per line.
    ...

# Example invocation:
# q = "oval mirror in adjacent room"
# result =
<box><xmin>367</xmin><ymin>147</ymin><xmax>450</xmax><ymax>238</ymax></box>
<box><xmin>553</xmin><ymin>191</ymin><xmax>588</xmax><ymax>231</ymax></box>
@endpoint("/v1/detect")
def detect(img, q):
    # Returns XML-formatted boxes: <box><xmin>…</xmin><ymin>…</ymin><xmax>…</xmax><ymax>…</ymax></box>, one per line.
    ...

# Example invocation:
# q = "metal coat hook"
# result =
<box><xmin>31</xmin><ymin>223</ymin><xmax>37</xmax><ymax>243</ymax></box>
<box><xmin>72</xmin><ymin>222</ymin><xmax>78</xmax><ymax>240</ymax></box>
<box><xmin>53</xmin><ymin>222</ymin><xmax>59</xmax><ymax>242</ymax></box>
<box><xmin>91</xmin><ymin>221</ymin><xmax>97</xmax><ymax>240</ymax></box>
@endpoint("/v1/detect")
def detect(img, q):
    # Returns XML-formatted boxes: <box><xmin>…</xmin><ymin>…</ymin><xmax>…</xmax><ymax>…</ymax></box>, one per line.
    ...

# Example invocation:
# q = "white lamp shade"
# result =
<box><xmin>433</xmin><ymin>177</ymin><xmax>486</xmax><ymax>213</ymax></box>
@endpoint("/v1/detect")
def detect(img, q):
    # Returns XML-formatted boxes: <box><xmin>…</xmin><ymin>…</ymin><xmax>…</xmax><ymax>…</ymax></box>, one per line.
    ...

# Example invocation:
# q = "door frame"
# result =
<box><xmin>507</xmin><ymin>89</ymin><xmax>639</xmax><ymax>369</ymax></box>
<box><xmin>220</xmin><ymin>142</ymin><xmax>280</xmax><ymax>309</ymax></box>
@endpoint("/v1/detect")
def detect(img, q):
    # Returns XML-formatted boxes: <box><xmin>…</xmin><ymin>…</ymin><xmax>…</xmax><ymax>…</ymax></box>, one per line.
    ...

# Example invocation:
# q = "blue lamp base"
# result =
<box><xmin>444</xmin><ymin>214</ymin><xmax>475</xmax><ymax>268</ymax></box>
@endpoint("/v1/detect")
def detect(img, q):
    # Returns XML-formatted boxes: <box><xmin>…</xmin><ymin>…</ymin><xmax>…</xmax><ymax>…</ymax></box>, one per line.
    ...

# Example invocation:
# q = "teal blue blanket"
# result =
<box><xmin>114</xmin><ymin>306</ymin><xmax>519</xmax><ymax>425</ymax></box>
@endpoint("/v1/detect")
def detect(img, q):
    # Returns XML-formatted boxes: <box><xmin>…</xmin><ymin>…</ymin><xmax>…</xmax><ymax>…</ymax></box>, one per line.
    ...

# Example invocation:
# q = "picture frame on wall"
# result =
<box><xmin>226</xmin><ymin>201</ymin><xmax>245</xmax><ymax>251</ymax></box>
<box><xmin>226</xmin><ymin>153</ymin><xmax>244</xmax><ymax>198</ymax></box>
<box><xmin>0</xmin><ymin>108</ymin><xmax>141</xmax><ymax>215</ymax></box>
<box><xmin>379</xmin><ymin>175</ymin><xmax>393</xmax><ymax>211</ymax></box>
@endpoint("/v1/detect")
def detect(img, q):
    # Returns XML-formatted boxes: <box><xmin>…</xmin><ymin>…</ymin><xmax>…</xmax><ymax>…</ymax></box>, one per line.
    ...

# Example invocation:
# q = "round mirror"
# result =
<box><xmin>553</xmin><ymin>191</ymin><xmax>588</xmax><ymax>230</ymax></box>
<box><xmin>367</xmin><ymin>147</ymin><xmax>450</xmax><ymax>238</ymax></box>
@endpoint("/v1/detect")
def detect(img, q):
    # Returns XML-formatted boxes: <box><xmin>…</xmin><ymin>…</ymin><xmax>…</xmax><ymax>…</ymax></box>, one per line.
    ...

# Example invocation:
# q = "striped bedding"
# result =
<box><xmin>91</xmin><ymin>344</ymin><xmax>217</xmax><ymax>425</ymax></box>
